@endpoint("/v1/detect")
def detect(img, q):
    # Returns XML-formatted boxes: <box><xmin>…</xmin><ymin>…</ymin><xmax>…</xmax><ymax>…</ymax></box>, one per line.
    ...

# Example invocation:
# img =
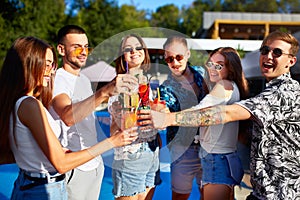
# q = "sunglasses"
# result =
<box><xmin>205</xmin><ymin>61</ymin><xmax>224</xmax><ymax>71</ymax></box>
<box><xmin>259</xmin><ymin>46</ymin><xmax>293</xmax><ymax>58</ymax></box>
<box><xmin>123</xmin><ymin>46</ymin><xmax>144</xmax><ymax>53</ymax></box>
<box><xmin>164</xmin><ymin>54</ymin><xmax>184</xmax><ymax>63</ymax></box>
<box><xmin>44</xmin><ymin>63</ymin><xmax>57</xmax><ymax>76</ymax></box>
<box><xmin>72</xmin><ymin>46</ymin><xmax>91</xmax><ymax>56</ymax></box>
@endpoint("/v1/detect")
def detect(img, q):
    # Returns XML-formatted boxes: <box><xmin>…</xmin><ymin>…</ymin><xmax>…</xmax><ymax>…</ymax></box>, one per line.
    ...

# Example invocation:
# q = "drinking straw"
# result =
<box><xmin>157</xmin><ymin>87</ymin><xmax>160</xmax><ymax>101</ymax></box>
<box><xmin>135</xmin><ymin>98</ymin><xmax>142</xmax><ymax>114</ymax></box>
<box><xmin>126</xmin><ymin>61</ymin><xmax>128</xmax><ymax>73</ymax></box>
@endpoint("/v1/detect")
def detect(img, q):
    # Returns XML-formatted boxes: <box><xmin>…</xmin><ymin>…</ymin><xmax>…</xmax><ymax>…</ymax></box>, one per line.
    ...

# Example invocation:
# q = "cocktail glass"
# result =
<box><xmin>121</xmin><ymin>109</ymin><xmax>137</xmax><ymax>130</ymax></box>
<box><xmin>150</xmin><ymin>98</ymin><xmax>166</xmax><ymax>111</ymax></box>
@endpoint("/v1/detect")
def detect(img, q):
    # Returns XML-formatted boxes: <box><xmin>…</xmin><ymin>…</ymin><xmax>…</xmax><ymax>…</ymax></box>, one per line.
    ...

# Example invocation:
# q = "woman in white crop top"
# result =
<box><xmin>151</xmin><ymin>47</ymin><xmax>249</xmax><ymax>200</ymax></box>
<box><xmin>0</xmin><ymin>36</ymin><xmax>138</xmax><ymax>200</ymax></box>
<box><xmin>189</xmin><ymin>47</ymin><xmax>249</xmax><ymax>200</ymax></box>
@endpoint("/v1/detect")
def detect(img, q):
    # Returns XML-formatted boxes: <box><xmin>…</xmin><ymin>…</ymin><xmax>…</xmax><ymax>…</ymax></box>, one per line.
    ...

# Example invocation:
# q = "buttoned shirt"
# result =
<box><xmin>237</xmin><ymin>73</ymin><xmax>300</xmax><ymax>200</ymax></box>
<box><xmin>159</xmin><ymin>65</ymin><xmax>207</xmax><ymax>145</ymax></box>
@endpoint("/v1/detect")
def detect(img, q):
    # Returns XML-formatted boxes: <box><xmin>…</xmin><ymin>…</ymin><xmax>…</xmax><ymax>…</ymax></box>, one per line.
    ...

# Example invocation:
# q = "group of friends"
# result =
<box><xmin>0</xmin><ymin>24</ymin><xmax>299</xmax><ymax>200</ymax></box>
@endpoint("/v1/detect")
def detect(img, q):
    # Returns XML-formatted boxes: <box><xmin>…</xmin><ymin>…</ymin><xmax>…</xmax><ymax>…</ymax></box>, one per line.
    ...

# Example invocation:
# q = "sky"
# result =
<box><xmin>117</xmin><ymin>0</ymin><xmax>194</xmax><ymax>12</ymax></box>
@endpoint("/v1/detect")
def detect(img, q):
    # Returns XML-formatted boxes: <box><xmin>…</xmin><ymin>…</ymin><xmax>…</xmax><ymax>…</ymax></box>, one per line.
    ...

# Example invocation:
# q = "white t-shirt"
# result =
<box><xmin>199</xmin><ymin>82</ymin><xmax>240</xmax><ymax>154</ymax></box>
<box><xmin>9</xmin><ymin>96</ymin><xmax>60</xmax><ymax>173</ymax></box>
<box><xmin>50</xmin><ymin>68</ymin><xmax>102</xmax><ymax>171</ymax></box>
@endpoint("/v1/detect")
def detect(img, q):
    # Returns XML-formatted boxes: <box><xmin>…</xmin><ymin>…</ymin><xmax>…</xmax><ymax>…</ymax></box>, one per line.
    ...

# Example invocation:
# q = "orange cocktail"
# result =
<box><xmin>121</xmin><ymin>110</ymin><xmax>137</xmax><ymax>130</ymax></box>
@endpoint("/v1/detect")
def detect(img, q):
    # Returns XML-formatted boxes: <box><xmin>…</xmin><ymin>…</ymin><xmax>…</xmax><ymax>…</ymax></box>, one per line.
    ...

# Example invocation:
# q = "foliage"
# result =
<box><xmin>0</xmin><ymin>0</ymin><xmax>300</xmax><ymax>68</ymax></box>
<box><xmin>151</xmin><ymin>4</ymin><xmax>182</xmax><ymax>31</ymax></box>
<box><xmin>0</xmin><ymin>0</ymin><xmax>66</xmax><ymax>67</ymax></box>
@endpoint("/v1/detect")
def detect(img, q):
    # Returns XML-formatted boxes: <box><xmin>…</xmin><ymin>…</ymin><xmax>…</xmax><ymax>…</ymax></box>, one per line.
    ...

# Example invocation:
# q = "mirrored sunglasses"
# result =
<box><xmin>205</xmin><ymin>61</ymin><xmax>224</xmax><ymax>71</ymax></box>
<box><xmin>123</xmin><ymin>46</ymin><xmax>144</xmax><ymax>53</ymax></box>
<box><xmin>164</xmin><ymin>54</ymin><xmax>184</xmax><ymax>63</ymax></box>
<box><xmin>73</xmin><ymin>46</ymin><xmax>91</xmax><ymax>56</ymax></box>
<box><xmin>259</xmin><ymin>45</ymin><xmax>293</xmax><ymax>58</ymax></box>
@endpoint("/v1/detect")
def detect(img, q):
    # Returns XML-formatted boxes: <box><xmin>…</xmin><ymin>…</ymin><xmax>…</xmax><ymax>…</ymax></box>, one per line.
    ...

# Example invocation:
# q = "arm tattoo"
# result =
<box><xmin>175</xmin><ymin>106</ymin><xmax>225</xmax><ymax>126</ymax></box>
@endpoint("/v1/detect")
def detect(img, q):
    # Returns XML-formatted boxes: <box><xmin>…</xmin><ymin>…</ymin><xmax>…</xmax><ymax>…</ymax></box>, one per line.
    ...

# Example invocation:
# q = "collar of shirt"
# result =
<box><xmin>266</xmin><ymin>72</ymin><xmax>291</xmax><ymax>88</ymax></box>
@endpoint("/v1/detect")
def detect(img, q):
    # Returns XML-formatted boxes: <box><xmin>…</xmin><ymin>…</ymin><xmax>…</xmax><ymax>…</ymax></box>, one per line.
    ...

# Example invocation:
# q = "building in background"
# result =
<box><xmin>199</xmin><ymin>12</ymin><xmax>300</xmax><ymax>40</ymax></box>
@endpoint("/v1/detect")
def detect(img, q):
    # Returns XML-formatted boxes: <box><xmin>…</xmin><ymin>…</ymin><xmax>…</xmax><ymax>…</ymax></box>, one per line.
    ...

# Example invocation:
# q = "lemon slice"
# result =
<box><xmin>124</xmin><ymin>114</ymin><xmax>136</xmax><ymax>129</ymax></box>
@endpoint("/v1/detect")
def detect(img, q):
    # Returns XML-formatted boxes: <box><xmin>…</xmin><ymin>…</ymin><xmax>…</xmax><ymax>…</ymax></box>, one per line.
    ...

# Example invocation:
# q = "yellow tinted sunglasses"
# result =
<box><xmin>72</xmin><ymin>46</ymin><xmax>91</xmax><ymax>56</ymax></box>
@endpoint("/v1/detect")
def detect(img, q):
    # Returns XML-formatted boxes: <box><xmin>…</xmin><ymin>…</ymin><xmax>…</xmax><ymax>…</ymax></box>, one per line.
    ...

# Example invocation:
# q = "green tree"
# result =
<box><xmin>150</xmin><ymin>4</ymin><xmax>181</xmax><ymax>31</ymax></box>
<box><xmin>75</xmin><ymin>0</ymin><xmax>149</xmax><ymax>46</ymax></box>
<box><xmin>246</xmin><ymin>0</ymin><xmax>300</xmax><ymax>13</ymax></box>
<box><xmin>181</xmin><ymin>0</ymin><xmax>223</xmax><ymax>37</ymax></box>
<box><xmin>0</xmin><ymin>0</ymin><xmax>66</xmax><ymax>68</ymax></box>
<box><xmin>118</xmin><ymin>5</ymin><xmax>150</xmax><ymax>30</ymax></box>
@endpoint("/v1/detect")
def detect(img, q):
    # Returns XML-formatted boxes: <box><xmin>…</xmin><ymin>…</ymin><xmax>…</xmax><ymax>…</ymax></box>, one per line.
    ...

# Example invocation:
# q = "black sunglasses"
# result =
<box><xmin>164</xmin><ymin>54</ymin><xmax>184</xmax><ymax>63</ymax></box>
<box><xmin>123</xmin><ymin>46</ymin><xmax>144</xmax><ymax>53</ymax></box>
<box><xmin>259</xmin><ymin>46</ymin><xmax>293</xmax><ymax>58</ymax></box>
<box><xmin>205</xmin><ymin>61</ymin><xmax>223</xmax><ymax>71</ymax></box>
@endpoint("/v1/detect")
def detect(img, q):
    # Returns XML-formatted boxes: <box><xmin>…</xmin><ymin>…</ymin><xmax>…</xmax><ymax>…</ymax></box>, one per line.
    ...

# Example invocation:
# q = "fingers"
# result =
<box><xmin>137</xmin><ymin>110</ymin><xmax>151</xmax><ymax>119</ymax></box>
<box><xmin>116</xmin><ymin>74</ymin><xmax>138</xmax><ymax>95</ymax></box>
<box><xmin>150</xmin><ymin>110</ymin><xmax>168</xmax><ymax>129</ymax></box>
<box><xmin>136</xmin><ymin>109</ymin><xmax>152</xmax><ymax>126</ymax></box>
<box><xmin>119</xmin><ymin>74</ymin><xmax>138</xmax><ymax>83</ymax></box>
<box><xmin>137</xmin><ymin>119</ymin><xmax>153</xmax><ymax>126</ymax></box>
<box><xmin>124</xmin><ymin>127</ymin><xmax>138</xmax><ymax>137</ymax></box>
<box><xmin>121</xmin><ymin>127</ymin><xmax>138</xmax><ymax>145</ymax></box>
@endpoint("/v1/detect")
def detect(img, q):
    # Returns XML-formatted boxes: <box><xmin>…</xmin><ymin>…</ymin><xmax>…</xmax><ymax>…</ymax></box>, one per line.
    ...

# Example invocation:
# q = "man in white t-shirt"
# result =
<box><xmin>50</xmin><ymin>25</ymin><xmax>137</xmax><ymax>200</ymax></box>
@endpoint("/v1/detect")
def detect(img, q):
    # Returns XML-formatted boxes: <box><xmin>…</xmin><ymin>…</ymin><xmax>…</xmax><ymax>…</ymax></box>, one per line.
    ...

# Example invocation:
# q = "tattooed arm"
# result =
<box><xmin>175</xmin><ymin>105</ymin><xmax>225</xmax><ymax>126</ymax></box>
<box><xmin>151</xmin><ymin>104</ymin><xmax>251</xmax><ymax>128</ymax></box>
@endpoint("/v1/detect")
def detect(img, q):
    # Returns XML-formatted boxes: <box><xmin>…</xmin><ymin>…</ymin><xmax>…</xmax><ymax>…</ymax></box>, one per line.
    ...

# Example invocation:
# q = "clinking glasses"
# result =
<box><xmin>205</xmin><ymin>61</ymin><xmax>223</xmax><ymax>71</ymax></box>
<box><xmin>123</xmin><ymin>46</ymin><xmax>144</xmax><ymax>53</ymax></box>
<box><xmin>164</xmin><ymin>54</ymin><xmax>184</xmax><ymax>63</ymax></box>
<box><xmin>259</xmin><ymin>46</ymin><xmax>293</xmax><ymax>58</ymax></box>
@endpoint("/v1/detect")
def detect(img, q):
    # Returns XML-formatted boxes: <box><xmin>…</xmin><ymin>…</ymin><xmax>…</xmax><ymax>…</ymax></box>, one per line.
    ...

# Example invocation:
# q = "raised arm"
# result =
<box><xmin>51</xmin><ymin>74</ymin><xmax>138</xmax><ymax>126</ymax></box>
<box><xmin>151</xmin><ymin>104</ymin><xmax>251</xmax><ymax>129</ymax></box>
<box><xmin>19</xmin><ymin>98</ymin><xmax>137</xmax><ymax>174</ymax></box>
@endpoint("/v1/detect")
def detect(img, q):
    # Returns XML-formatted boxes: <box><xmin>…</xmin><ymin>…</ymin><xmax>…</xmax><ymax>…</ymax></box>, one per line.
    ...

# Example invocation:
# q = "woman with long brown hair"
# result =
<box><xmin>108</xmin><ymin>34</ymin><xmax>159</xmax><ymax>200</ymax></box>
<box><xmin>186</xmin><ymin>47</ymin><xmax>249</xmax><ymax>200</ymax></box>
<box><xmin>0</xmin><ymin>36</ymin><xmax>138</xmax><ymax>200</ymax></box>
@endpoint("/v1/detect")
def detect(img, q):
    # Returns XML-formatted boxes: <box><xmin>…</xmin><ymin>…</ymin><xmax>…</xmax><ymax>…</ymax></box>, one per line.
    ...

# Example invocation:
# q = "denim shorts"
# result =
<box><xmin>11</xmin><ymin>170</ymin><xmax>67</xmax><ymax>200</ymax></box>
<box><xmin>170</xmin><ymin>145</ymin><xmax>202</xmax><ymax>194</ymax></box>
<box><xmin>199</xmin><ymin>148</ymin><xmax>244</xmax><ymax>187</ymax></box>
<box><xmin>112</xmin><ymin>144</ymin><xmax>159</xmax><ymax>198</ymax></box>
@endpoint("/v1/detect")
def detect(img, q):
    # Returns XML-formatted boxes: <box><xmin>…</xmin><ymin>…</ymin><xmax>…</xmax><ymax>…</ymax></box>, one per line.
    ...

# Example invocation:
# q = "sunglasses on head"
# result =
<box><xmin>72</xmin><ymin>46</ymin><xmax>91</xmax><ymax>56</ymax></box>
<box><xmin>164</xmin><ymin>54</ymin><xmax>184</xmax><ymax>63</ymax></box>
<box><xmin>123</xmin><ymin>46</ymin><xmax>144</xmax><ymax>53</ymax></box>
<box><xmin>259</xmin><ymin>46</ymin><xmax>293</xmax><ymax>58</ymax></box>
<box><xmin>205</xmin><ymin>61</ymin><xmax>224</xmax><ymax>71</ymax></box>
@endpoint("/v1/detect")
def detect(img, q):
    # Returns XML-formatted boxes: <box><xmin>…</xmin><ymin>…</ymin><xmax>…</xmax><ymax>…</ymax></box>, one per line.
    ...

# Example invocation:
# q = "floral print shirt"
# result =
<box><xmin>159</xmin><ymin>65</ymin><xmax>208</xmax><ymax>145</ymax></box>
<box><xmin>237</xmin><ymin>73</ymin><xmax>300</xmax><ymax>200</ymax></box>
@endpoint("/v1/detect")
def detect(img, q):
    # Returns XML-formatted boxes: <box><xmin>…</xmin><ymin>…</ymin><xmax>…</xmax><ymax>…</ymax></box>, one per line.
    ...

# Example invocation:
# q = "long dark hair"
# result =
<box><xmin>208</xmin><ymin>47</ymin><xmax>249</xmax><ymax>100</ymax></box>
<box><xmin>0</xmin><ymin>36</ymin><xmax>55</xmax><ymax>160</ymax></box>
<box><xmin>115</xmin><ymin>34</ymin><xmax>151</xmax><ymax>74</ymax></box>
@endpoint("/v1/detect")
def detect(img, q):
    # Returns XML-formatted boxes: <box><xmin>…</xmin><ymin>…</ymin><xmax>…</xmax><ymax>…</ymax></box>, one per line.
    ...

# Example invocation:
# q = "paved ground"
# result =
<box><xmin>235</xmin><ymin>174</ymin><xmax>252</xmax><ymax>200</ymax></box>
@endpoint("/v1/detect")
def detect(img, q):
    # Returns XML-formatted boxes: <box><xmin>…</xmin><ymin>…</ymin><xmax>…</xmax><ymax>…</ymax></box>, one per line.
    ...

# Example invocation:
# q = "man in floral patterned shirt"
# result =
<box><xmin>150</xmin><ymin>31</ymin><xmax>300</xmax><ymax>200</ymax></box>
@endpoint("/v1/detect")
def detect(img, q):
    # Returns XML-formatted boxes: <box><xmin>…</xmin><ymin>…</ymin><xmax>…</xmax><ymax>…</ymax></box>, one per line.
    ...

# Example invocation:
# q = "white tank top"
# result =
<box><xmin>9</xmin><ymin>96</ymin><xmax>61</xmax><ymax>173</ymax></box>
<box><xmin>200</xmin><ymin>82</ymin><xmax>240</xmax><ymax>153</ymax></box>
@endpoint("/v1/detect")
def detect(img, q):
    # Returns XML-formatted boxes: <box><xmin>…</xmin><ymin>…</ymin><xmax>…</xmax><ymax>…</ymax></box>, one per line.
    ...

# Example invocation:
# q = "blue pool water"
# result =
<box><xmin>0</xmin><ymin>111</ymin><xmax>201</xmax><ymax>200</ymax></box>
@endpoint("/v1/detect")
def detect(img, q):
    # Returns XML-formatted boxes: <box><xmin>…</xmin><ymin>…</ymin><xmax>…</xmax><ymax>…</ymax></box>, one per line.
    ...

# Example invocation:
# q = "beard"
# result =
<box><xmin>65</xmin><ymin>51</ymin><xmax>87</xmax><ymax>69</ymax></box>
